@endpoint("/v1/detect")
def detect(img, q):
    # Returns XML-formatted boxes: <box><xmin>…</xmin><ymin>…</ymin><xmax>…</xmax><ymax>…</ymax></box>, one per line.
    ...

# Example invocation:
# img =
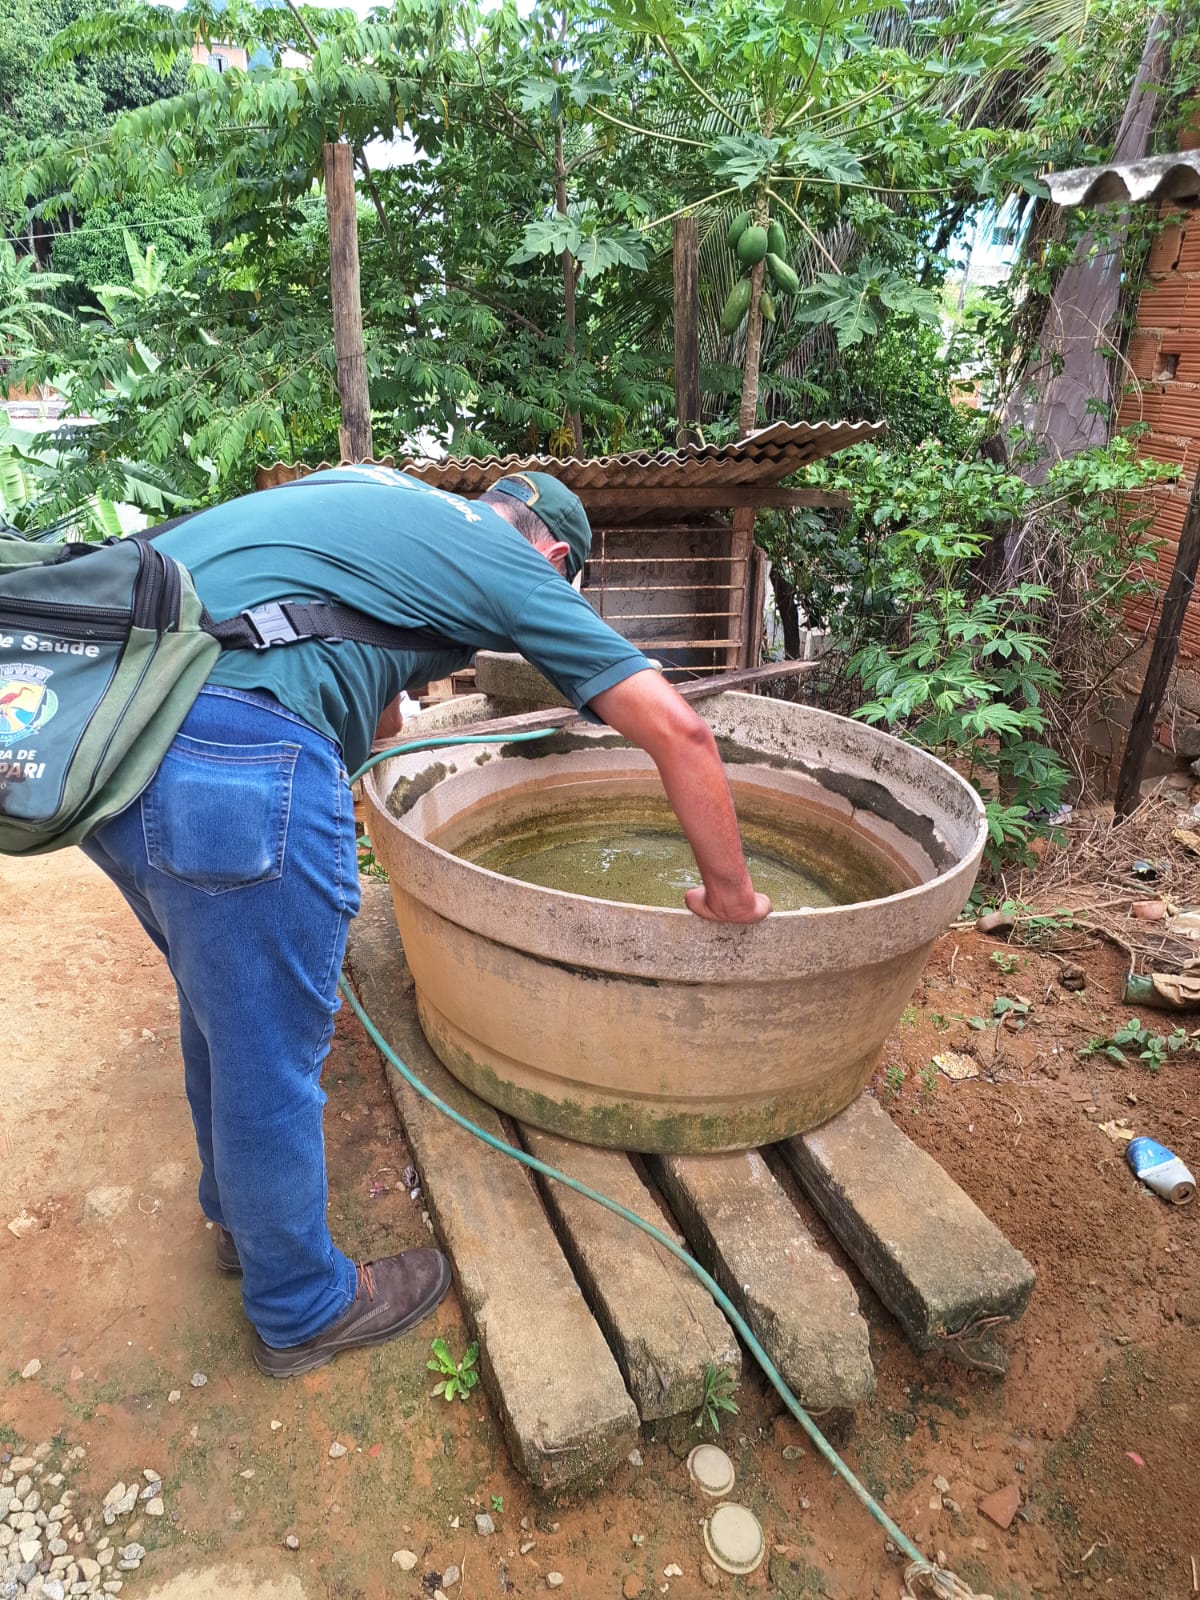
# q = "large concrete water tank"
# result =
<box><xmin>363</xmin><ymin>692</ymin><xmax>987</xmax><ymax>1153</ymax></box>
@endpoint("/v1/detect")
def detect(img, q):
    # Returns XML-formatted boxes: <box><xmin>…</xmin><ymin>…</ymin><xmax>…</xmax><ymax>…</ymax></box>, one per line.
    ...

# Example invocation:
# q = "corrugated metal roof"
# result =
<box><xmin>256</xmin><ymin>418</ymin><xmax>884</xmax><ymax>495</ymax></box>
<box><xmin>1045</xmin><ymin>149</ymin><xmax>1200</xmax><ymax>209</ymax></box>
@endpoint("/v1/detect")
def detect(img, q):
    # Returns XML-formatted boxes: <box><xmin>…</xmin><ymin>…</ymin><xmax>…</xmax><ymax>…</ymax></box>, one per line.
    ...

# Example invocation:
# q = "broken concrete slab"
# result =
<box><xmin>781</xmin><ymin>1093</ymin><xmax>1035</xmax><ymax>1371</ymax></box>
<box><xmin>651</xmin><ymin>1149</ymin><xmax>874</xmax><ymax>1412</ymax></box>
<box><xmin>519</xmin><ymin>1126</ymin><xmax>740</xmax><ymax>1421</ymax></box>
<box><xmin>344</xmin><ymin>885</ymin><xmax>639</xmax><ymax>1491</ymax></box>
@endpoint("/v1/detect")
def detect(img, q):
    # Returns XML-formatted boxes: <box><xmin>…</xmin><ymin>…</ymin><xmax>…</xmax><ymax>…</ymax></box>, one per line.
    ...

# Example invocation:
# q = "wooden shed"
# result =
<box><xmin>257</xmin><ymin>419</ymin><xmax>881</xmax><ymax>679</ymax></box>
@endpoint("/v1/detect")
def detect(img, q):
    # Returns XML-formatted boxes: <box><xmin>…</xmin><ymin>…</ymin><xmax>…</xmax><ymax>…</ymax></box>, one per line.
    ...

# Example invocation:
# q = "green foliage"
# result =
<box><xmin>428</xmin><ymin>1337</ymin><xmax>480</xmax><ymax>1403</ymax></box>
<box><xmin>768</xmin><ymin>436</ymin><xmax>1171</xmax><ymax>866</ymax></box>
<box><xmin>694</xmin><ymin>1363</ymin><xmax>738</xmax><ymax>1437</ymax></box>
<box><xmin>882</xmin><ymin>1064</ymin><xmax>906</xmax><ymax>1102</ymax></box>
<box><xmin>793</xmin><ymin>259</ymin><xmax>941</xmax><ymax>350</ymax></box>
<box><xmin>50</xmin><ymin>185</ymin><xmax>209</xmax><ymax>302</ymax></box>
<box><xmin>1081</xmin><ymin>1020</ymin><xmax>1200</xmax><ymax>1074</ymax></box>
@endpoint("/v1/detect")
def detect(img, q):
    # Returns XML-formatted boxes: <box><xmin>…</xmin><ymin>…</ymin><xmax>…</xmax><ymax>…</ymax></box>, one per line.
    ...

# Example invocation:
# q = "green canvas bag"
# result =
<box><xmin>0</xmin><ymin>525</ymin><xmax>456</xmax><ymax>856</ymax></box>
<box><xmin>0</xmin><ymin>534</ymin><xmax>219</xmax><ymax>855</ymax></box>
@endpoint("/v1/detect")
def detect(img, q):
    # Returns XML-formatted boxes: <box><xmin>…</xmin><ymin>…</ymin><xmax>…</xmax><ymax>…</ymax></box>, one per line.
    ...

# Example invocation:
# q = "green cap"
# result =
<box><xmin>490</xmin><ymin>472</ymin><xmax>592</xmax><ymax>581</ymax></box>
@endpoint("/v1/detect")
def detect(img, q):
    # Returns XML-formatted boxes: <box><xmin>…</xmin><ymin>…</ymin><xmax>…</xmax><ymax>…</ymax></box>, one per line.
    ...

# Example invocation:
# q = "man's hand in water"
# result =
<box><xmin>684</xmin><ymin>885</ymin><xmax>772</xmax><ymax>924</ymax></box>
<box><xmin>590</xmin><ymin>671</ymin><xmax>772</xmax><ymax>927</ymax></box>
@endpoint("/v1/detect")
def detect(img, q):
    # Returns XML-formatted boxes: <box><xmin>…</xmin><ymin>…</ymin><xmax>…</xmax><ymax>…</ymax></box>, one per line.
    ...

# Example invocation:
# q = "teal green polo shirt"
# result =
<box><xmin>153</xmin><ymin>465</ymin><xmax>652</xmax><ymax>773</ymax></box>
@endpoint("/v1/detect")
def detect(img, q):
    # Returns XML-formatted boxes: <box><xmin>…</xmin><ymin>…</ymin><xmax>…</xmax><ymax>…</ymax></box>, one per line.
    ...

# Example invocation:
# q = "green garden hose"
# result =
<box><xmin>346</xmin><ymin>730</ymin><xmax>991</xmax><ymax>1600</ymax></box>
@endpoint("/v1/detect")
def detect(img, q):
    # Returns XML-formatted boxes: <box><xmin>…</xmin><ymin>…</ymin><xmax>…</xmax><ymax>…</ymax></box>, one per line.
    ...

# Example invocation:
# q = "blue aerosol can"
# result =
<box><xmin>1126</xmin><ymin>1137</ymin><xmax>1196</xmax><ymax>1205</ymax></box>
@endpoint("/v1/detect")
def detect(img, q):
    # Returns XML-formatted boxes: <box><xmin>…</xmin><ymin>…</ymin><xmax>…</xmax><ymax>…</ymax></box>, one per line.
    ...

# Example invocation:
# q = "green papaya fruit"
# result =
<box><xmin>735</xmin><ymin>225</ymin><xmax>769</xmax><ymax>267</ymax></box>
<box><xmin>766</xmin><ymin>218</ymin><xmax>787</xmax><ymax>257</ymax></box>
<box><xmin>758</xmin><ymin>291</ymin><xmax>775</xmax><ymax>323</ymax></box>
<box><xmin>720</xmin><ymin>277</ymin><xmax>753</xmax><ymax>334</ymax></box>
<box><xmin>765</xmin><ymin>252</ymin><xmax>800</xmax><ymax>296</ymax></box>
<box><xmin>726</xmin><ymin>210</ymin><xmax>752</xmax><ymax>249</ymax></box>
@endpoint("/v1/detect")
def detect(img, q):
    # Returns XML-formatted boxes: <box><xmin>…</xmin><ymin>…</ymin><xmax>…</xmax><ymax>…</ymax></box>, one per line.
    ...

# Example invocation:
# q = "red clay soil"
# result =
<box><xmin>2</xmin><ymin>848</ymin><xmax>1198</xmax><ymax>1600</ymax></box>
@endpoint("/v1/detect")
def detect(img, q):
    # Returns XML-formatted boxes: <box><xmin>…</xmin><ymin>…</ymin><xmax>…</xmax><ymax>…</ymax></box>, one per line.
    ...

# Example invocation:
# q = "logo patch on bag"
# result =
<box><xmin>0</xmin><ymin>664</ymin><xmax>57</xmax><ymax>740</ymax></box>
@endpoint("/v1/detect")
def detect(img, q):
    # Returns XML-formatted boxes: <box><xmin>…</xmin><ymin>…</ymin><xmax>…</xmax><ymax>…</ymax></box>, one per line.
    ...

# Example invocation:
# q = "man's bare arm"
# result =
<box><xmin>590</xmin><ymin>670</ymin><xmax>770</xmax><ymax>924</ymax></box>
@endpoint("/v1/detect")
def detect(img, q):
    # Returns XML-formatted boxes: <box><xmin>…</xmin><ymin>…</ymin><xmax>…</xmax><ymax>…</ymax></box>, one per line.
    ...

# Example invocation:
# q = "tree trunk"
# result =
<box><xmin>673</xmin><ymin>216</ymin><xmax>701</xmax><ymax>447</ymax></box>
<box><xmin>737</xmin><ymin>189</ymin><xmax>771</xmax><ymax>439</ymax></box>
<box><xmin>1002</xmin><ymin>8</ymin><xmax>1170</xmax><ymax>488</ymax></box>
<box><xmin>554</xmin><ymin>122</ymin><xmax>584</xmax><ymax>455</ymax></box>
<box><xmin>323</xmin><ymin>140</ymin><xmax>373</xmax><ymax>463</ymax></box>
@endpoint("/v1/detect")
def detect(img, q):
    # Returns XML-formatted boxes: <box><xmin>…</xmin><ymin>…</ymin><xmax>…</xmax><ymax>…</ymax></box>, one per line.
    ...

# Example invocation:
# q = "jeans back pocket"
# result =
<box><xmin>142</xmin><ymin>733</ymin><xmax>301</xmax><ymax>894</ymax></box>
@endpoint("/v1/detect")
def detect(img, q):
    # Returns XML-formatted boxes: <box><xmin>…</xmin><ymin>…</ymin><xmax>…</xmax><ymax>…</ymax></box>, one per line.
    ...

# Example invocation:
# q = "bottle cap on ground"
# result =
<box><xmin>702</xmin><ymin>1502</ymin><xmax>764</xmax><ymax>1575</ymax></box>
<box><xmin>687</xmin><ymin>1444</ymin><xmax>735</xmax><ymax>1498</ymax></box>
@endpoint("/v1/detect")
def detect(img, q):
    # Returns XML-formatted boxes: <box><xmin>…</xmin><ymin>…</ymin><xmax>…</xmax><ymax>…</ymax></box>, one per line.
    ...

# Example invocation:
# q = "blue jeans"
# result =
<box><xmin>81</xmin><ymin>685</ymin><xmax>360</xmax><ymax>1347</ymax></box>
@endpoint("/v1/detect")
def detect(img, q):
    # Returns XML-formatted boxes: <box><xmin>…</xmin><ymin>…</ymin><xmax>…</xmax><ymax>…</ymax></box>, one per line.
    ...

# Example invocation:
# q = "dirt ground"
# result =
<box><xmin>2</xmin><ymin>839</ymin><xmax>1198</xmax><ymax>1600</ymax></box>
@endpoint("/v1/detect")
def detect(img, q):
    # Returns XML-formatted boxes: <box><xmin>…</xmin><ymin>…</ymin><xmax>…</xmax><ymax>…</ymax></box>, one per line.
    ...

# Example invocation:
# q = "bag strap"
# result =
<box><xmin>202</xmin><ymin>600</ymin><xmax>457</xmax><ymax>654</ymax></box>
<box><xmin>141</xmin><ymin>480</ymin><xmax>462</xmax><ymax>655</ymax></box>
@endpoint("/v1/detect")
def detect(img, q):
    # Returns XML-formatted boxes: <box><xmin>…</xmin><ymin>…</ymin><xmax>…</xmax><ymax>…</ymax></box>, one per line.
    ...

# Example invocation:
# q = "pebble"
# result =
<box><xmin>442</xmin><ymin>1565</ymin><xmax>461</xmax><ymax>1589</ymax></box>
<box><xmin>627</xmin><ymin>1449</ymin><xmax>643</xmax><ymax>1468</ymax></box>
<box><xmin>699</xmin><ymin>1562</ymin><xmax>720</xmax><ymax>1588</ymax></box>
<box><xmin>546</xmin><ymin>1575</ymin><xmax>564</xmax><ymax>1589</ymax></box>
<box><xmin>622</xmin><ymin>1579</ymin><xmax>643</xmax><ymax>1599</ymax></box>
<box><xmin>519</xmin><ymin>1541</ymin><xmax>535</xmax><ymax>1555</ymax></box>
<box><xmin>283</xmin><ymin>1535</ymin><xmax>300</xmax><ymax>1551</ymax></box>
<box><xmin>663</xmin><ymin>1566</ymin><xmax>682</xmax><ymax>1579</ymax></box>
<box><xmin>166</xmin><ymin>1392</ymin><xmax>181</xmax><ymax>1406</ymax></box>
<box><xmin>474</xmin><ymin>1514</ymin><xmax>495</xmax><ymax>1537</ymax></box>
<box><xmin>189</xmin><ymin>1373</ymin><xmax>207</xmax><ymax>1389</ymax></box>
<box><xmin>43</xmin><ymin>1583</ymin><xmax>66</xmax><ymax>1600</ymax></box>
<box><xmin>933</xmin><ymin>1475</ymin><xmax>950</xmax><ymax>1494</ymax></box>
<box><xmin>20</xmin><ymin>1361</ymin><xmax>41</xmax><ymax>1381</ymax></box>
<box><xmin>119</xmin><ymin>1545</ymin><xmax>144</xmax><ymax>1563</ymax></box>
<box><xmin>781</xmin><ymin>1445</ymin><xmax>804</xmax><ymax>1461</ymax></box>
<box><xmin>144</xmin><ymin>1500</ymin><xmax>164</xmax><ymax>1518</ymax></box>
<box><xmin>327</xmin><ymin>1443</ymin><xmax>348</xmax><ymax>1460</ymax></box>
<box><xmin>390</xmin><ymin>1550</ymin><xmax>417</xmax><ymax>1571</ymax></box>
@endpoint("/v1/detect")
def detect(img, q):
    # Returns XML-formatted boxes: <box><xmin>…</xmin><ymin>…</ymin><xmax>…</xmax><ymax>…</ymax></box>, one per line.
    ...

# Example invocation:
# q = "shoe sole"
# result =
<box><xmin>253</xmin><ymin>1254</ymin><xmax>453</xmax><ymax>1379</ymax></box>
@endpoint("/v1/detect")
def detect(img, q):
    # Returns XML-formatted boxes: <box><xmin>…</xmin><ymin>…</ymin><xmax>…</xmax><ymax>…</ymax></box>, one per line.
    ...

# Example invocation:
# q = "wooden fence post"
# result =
<box><xmin>323</xmin><ymin>140</ymin><xmax>374</xmax><ymax>463</ymax></box>
<box><xmin>1114</xmin><ymin>463</ymin><xmax>1200</xmax><ymax>818</ymax></box>
<box><xmin>673</xmin><ymin>216</ymin><xmax>701</xmax><ymax>449</ymax></box>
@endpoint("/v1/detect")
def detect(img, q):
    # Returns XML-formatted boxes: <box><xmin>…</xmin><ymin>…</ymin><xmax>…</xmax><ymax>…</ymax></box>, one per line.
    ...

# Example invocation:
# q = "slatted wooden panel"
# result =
<box><xmin>582</xmin><ymin>520</ymin><xmax>748</xmax><ymax>676</ymax></box>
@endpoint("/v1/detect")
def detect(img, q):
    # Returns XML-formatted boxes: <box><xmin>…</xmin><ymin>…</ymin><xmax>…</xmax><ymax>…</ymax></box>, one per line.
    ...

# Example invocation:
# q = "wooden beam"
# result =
<box><xmin>375</xmin><ymin>659</ymin><xmax>818</xmax><ymax>751</ymax></box>
<box><xmin>1114</xmin><ymin>463</ymin><xmax>1200</xmax><ymax>818</ymax></box>
<box><xmin>673</xmin><ymin>217</ymin><xmax>701</xmax><ymax>449</ymax></box>
<box><xmin>575</xmin><ymin>487</ymin><xmax>848</xmax><ymax>517</ymax></box>
<box><xmin>323</xmin><ymin>141</ymin><xmax>373</xmax><ymax>463</ymax></box>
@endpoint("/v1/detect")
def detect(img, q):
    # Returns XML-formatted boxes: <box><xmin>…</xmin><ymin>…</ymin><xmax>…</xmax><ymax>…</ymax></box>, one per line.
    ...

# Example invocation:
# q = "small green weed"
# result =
<box><xmin>990</xmin><ymin>899</ymin><xmax>1077</xmax><ymax>947</ymax></box>
<box><xmin>428</xmin><ymin>1337</ymin><xmax>480</xmax><ymax>1402</ymax></box>
<box><xmin>490</xmin><ymin>1494</ymin><xmax>504</xmax><ymax>1515</ymax></box>
<box><xmin>356</xmin><ymin>833</ymin><xmax>389</xmax><ymax>882</ymax></box>
<box><xmin>1080</xmin><ymin>1019</ymin><xmax>1200</xmax><ymax>1073</ymax></box>
<box><xmin>918</xmin><ymin>1060</ymin><xmax>938</xmax><ymax>1099</ymax></box>
<box><xmin>992</xmin><ymin>996</ymin><xmax>1030</xmax><ymax>1028</ymax></box>
<box><xmin>929</xmin><ymin>1010</ymin><xmax>951</xmax><ymax>1032</ymax></box>
<box><xmin>695</xmin><ymin>1363</ymin><xmax>739</xmax><ymax>1436</ymax></box>
<box><xmin>990</xmin><ymin>950</ymin><xmax>1020</xmax><ymax>976</ymax></box>
<box><xmin>882</xmin><ymin>1064</ymin><xmax>906</xmax><ymax>1102</ymax></box>
<box><xmin>899</xmin><ymin>1005</ymin><xmax>919</xmax><ymax>1026</ymax></box>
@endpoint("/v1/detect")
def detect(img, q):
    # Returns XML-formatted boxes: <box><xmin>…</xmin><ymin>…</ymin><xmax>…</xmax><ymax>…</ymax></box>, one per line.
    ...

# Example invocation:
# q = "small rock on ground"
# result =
<box><xmin>546</xmin><ymin>1575</ymin><xmax>564</xmax><ymax>1589</ymax></box>
<box><xmin>474</xmin><ymin>1514</ymin><xmax>494</xmax><ymax>1537</ymax></box>
<box><xmin>391</xmin><ymin>1550</ymin><xmax>417</xmax><ymax>1571</ymax></box>
<box><xmin>622</xmin><ymin>1578</ymin><xmax>643</xmax><ymax>1599</ymax></box>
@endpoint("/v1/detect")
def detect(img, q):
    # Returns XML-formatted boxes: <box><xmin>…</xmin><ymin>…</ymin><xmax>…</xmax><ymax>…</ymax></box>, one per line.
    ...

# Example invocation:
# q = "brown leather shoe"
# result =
<box><xmin>215</xmin><ymin>1226</ymin><xmax>242</xmax><ymax>1276</ymax></box>
<box><xmin>251</xmin><ymin>1250</ymin><xmax>452</xmax><ymax>1378</ymax></box>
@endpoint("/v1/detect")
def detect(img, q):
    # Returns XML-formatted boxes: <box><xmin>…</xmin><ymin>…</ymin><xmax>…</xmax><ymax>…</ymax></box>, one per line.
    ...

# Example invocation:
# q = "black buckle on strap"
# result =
<box><xmin>241</xmin><ymin>602</ymin><xmax>303</xmax><ymax>649</ymax></box>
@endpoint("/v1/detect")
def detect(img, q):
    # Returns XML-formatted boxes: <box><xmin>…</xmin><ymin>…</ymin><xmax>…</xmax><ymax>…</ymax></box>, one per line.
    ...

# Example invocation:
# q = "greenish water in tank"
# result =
<box><xmin>454</xmin><ymin>792</ymin><xmax>910</xmax><ymax>911</ymax></box>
